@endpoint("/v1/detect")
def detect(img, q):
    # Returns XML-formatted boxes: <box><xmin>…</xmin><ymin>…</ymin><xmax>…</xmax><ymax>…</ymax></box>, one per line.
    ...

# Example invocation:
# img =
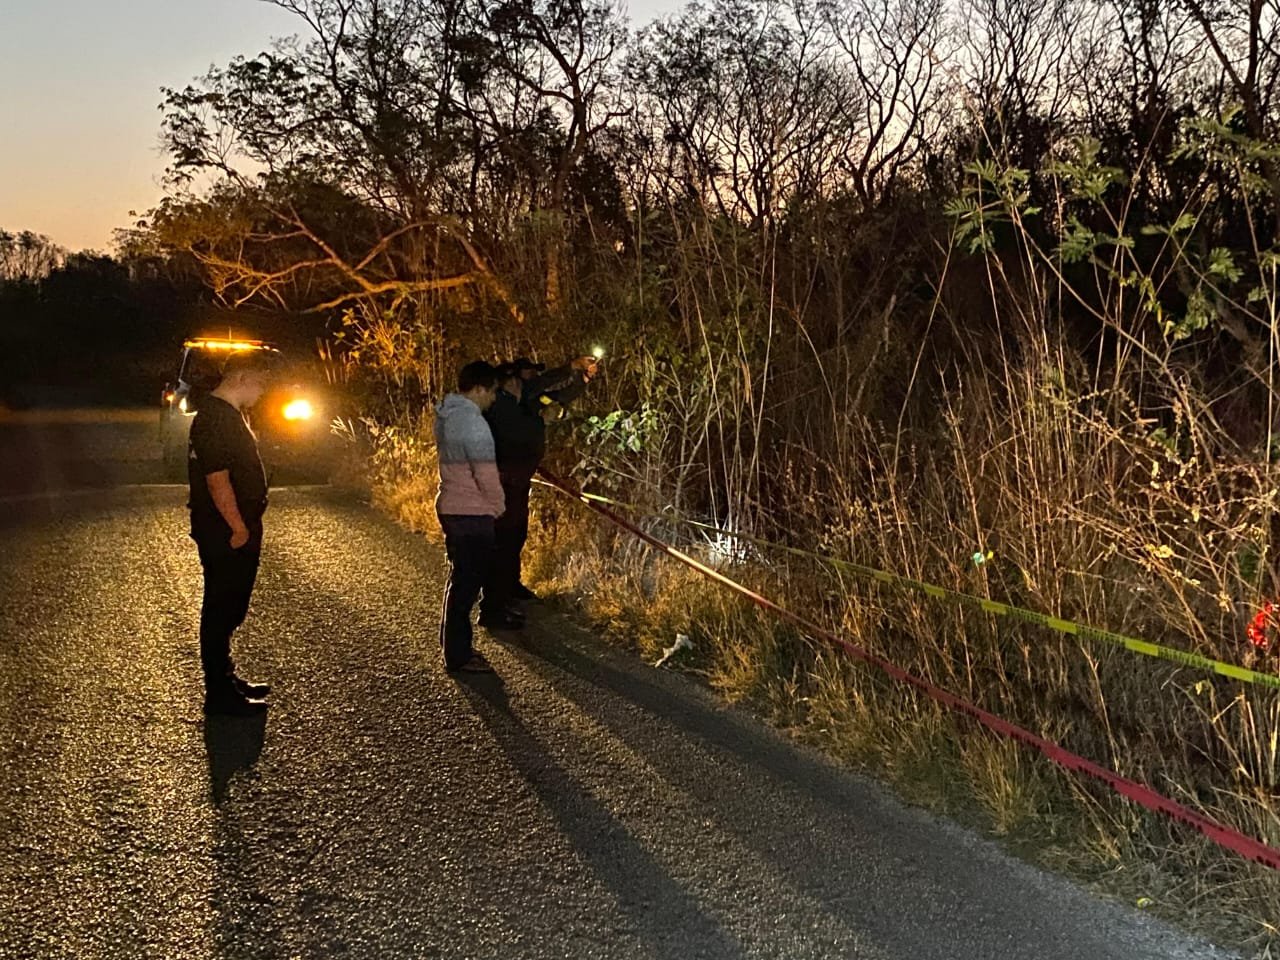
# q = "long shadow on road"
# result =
<box><xmin>204</xmin><ymin>714</ymin><xmax>267</xmax><ymax>806</ymax></box>
<box><xmin>496</xmin><ymin>616</ymin><xmax>1180</xmax><ymax>960</ymax></box>
<box><xmin>204</xmin><ymin>715</ymin><xmax>298</xmax><ymax>960</ymax></box>
<box><xmin>456</xmin><ymin>671</ymin><xmax>747</xmax><ymax>960</ymax></box>
<box><xmin>498</xmin><ymin>629</ymin><xmax>914</xmax><ymax>937</ymax></box>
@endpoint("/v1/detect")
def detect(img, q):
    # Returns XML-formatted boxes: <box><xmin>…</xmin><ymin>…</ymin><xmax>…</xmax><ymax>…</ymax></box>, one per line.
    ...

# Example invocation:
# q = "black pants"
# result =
<box><xmin>196</xmin><ymin>539</ymin><xmax>261</xmax><ymax>695</ymax></box>
<box><xmin>482</xmin><ymin>475</ymin><xmax>531</xmax><ymax>615</ymax></box>
<box><xmin>439</xmin><ymin>514</ymin><xmax>495</xmax><ymax>669</ymax></box>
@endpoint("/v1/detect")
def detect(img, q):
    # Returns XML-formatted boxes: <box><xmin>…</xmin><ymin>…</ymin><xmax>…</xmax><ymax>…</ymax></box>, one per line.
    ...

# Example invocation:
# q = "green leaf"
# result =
<box><xmin>1140</xmin><ymin>213</ymin><xmax>1198</xmax><ymax>237</ymax></box>
<box><xmin>1057</xmin><ymin>217</ymin><xmax>1098</xmax><ymax>264</ymax></box>
<box><xmin>1206</xmin><ymin>247</ymin><xmax>1243</xmax><ymax>283</ymax></box>
<box><xmin>1164</xmin><ymin>288</ymin><xmax>1214</xmax><ymax>341</ymax></box>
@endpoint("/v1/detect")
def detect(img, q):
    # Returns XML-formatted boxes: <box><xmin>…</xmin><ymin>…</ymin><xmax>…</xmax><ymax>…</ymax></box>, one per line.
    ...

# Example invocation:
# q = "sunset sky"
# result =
<box><xmin>0</xmin><ymin>0</ymin><xmax>679</xmax><ymax>254</ymax></box>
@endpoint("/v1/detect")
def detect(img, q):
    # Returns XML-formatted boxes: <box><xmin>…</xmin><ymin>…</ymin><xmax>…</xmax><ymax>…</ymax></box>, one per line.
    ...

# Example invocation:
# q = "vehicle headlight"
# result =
<box><xmin>282</xmin><ymin>398</ymin><xmax>314</xmax><ymax>421</ymax></box>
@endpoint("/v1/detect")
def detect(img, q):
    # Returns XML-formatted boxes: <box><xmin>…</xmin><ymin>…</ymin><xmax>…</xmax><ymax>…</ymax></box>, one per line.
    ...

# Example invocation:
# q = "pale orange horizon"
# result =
<box><xmin>0</xmin><ymin>0</ymin><xmax>680</xmax><ymax>255</ymax></box>
<box><xmin>0</xmin><ymin>1</ymin><xmax>305</xmax><ymax>253</ymax></box>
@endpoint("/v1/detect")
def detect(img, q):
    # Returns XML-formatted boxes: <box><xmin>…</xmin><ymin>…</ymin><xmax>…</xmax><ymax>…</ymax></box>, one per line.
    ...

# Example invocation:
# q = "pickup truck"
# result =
<box><xmin>160</xmin><ymin>337</ymin><xmax>331</xmax><ymax>479</ymax></box>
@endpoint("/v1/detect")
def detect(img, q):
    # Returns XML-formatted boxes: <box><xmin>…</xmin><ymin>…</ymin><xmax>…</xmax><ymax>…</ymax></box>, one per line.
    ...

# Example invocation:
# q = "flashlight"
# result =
<box><xmin>591</xmin><ymin>346</ymin><xmax>605</xmax><ymax>360</ymax></box>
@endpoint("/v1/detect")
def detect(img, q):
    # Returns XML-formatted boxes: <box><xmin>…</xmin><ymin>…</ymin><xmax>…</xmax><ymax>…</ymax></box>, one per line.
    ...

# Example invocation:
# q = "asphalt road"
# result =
<box><xmin>0</xmin><ymin>407</ymin><xmax>164</xmax><ymax>494</ymax></box>
<box><xmin>0</xmin><ymin>412</ymin><xmax>1237</xmax><ymax>959</ymax></box>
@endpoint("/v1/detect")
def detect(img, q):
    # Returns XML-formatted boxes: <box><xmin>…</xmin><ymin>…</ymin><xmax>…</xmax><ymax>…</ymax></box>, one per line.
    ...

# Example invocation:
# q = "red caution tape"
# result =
<box><xmin>539</xmin><ymin>469</ymin><xmax>1280</xmax><ymax>873</ymax></box>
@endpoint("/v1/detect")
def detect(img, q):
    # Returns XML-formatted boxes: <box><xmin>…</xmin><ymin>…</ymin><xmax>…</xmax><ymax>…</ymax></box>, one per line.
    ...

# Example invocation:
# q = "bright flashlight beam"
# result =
<box><xmin>283</xmin><ymin>399</ymin><xmax>314</xmax><ymax>421</ymax></box>
<box><xmin>592</xmin><ymin>346</ymin><xmax>605</xmax><ymax>359</ymax></box>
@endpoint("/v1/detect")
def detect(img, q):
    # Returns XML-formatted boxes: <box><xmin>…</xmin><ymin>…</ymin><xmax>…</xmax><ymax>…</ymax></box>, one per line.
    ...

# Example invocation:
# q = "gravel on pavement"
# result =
<box><xmin>0</xmin><ymin>484</ymin><xmax>1239</xmax><ymax>960</ymax></box>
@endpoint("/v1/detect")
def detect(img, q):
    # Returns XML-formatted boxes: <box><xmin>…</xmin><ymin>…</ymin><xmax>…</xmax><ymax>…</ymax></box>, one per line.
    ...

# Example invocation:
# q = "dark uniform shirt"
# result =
<box><xmin>485</xmin><ymin>364</ymin><xmax>588</xmax><ymax>481</ymax></box>
<box><xmin>485</xmin><ymin>388</ymin><xmax>545</xmax><ymax>481</ymax></box>
<box><xmin>188</xmin><ymin>395</ymin><xmax>268</xmax><ymax>548</ymax></box>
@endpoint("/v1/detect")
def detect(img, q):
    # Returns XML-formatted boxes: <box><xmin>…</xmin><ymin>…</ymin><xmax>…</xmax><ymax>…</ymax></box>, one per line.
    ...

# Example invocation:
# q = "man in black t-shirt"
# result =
<box><xmin>188</xmin><ymin>349</ymin><xmax>275</xmax><ymax>716</ymax></box>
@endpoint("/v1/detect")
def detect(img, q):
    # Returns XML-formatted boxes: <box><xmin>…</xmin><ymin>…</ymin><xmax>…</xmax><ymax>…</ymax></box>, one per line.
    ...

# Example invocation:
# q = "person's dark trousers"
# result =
<box><xmin>195</xmin><ymin>539</ymin><xmax>261</xmax><ymax>696</ymax></box>
<box><xmin>439</xmin><ymin>514</ymin><xmax>496</xmax><ymax>669</ymax></box>
<box><xmin>482</xmin><ymin>475</ymin><xmax>531</xmax><ymax>616</ymax></box>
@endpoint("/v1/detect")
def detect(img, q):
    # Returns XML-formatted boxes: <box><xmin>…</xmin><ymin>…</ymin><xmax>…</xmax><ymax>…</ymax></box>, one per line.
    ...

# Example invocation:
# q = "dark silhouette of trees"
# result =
<box><xmin>0</xmin><ymin>239</ymin><xmax>207</xmax><ymax>406</ymax></box>
<box><xmin>137</xmin><ymin>0</ymin><xmax>1280</xmax><ymax>431</ymax></box>
<box><xmin>155</xmin><ymin>0</ymin><xmax>626</xmax><ymax>323</ymax></box>
<box><xmin>0</xmin><ymin>230</ymin><xmax>65</xmax><ymax>283</ymax></box>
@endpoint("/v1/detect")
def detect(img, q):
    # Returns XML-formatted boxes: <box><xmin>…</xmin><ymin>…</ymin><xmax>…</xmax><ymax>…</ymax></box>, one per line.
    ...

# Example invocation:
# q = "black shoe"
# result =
<box><xmin>512</xmin><ymin>583</ymin><xmax>538</xmax><ymax>601</ymax></box>
<box><xmin>232</xmin><ymin>675</ymin><xmax>271</xmax><ymax>698</ymax></box>
<box><xmin>449</xmin><ymin>653</ymin><xmax>495</xmax><ymax>674</ymax></box>
<box><xmin>478</xmin><ymin>610</ymin><xmax>525</xmax><ymax>630</ymax></box>
<box><xmin>203</xmin><ymin>692</ymin><xmax>269</xmax><ymax>717</ymax></box>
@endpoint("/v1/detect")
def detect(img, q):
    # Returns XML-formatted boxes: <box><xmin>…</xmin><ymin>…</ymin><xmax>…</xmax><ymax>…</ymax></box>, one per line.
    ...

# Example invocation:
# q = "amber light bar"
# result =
<box><xmin>183</xmin><ymin>338</ymin><xmax>273</xmax><ymax>351</ymax></box>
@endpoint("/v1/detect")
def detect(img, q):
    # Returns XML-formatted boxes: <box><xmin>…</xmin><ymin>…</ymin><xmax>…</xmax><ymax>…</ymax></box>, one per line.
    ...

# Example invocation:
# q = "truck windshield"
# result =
<box><xmin>180</xmin><ymin>346</ymin><xmax>275</xmax><ymax>390</ymax></box>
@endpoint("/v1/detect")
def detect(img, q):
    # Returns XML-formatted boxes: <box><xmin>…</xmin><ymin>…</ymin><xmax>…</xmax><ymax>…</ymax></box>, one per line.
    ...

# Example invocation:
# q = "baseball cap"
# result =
<box><xmin>511</xmin><ymin>356</ymin><xmax>545</xmax><ymax>373</ymax></box>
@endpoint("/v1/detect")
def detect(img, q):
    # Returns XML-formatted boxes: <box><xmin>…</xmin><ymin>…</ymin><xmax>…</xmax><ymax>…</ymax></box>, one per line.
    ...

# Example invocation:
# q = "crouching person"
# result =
<box><xmin>434</xmin><ymin>361</ymin><xmax>504</xmax><ymax>673</ymax></box>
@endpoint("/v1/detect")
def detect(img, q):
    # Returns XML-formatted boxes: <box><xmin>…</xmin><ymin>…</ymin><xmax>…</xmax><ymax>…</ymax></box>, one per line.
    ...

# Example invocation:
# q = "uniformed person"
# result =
<box><xmin>480</xmin><ymin>355</ymin><xmax>598</xmax><ymax>624</ymax></box>
<box><xmin>188</xmin><ymin>349</ymin><xmax>275</xmax><ymax>715</ymax></box>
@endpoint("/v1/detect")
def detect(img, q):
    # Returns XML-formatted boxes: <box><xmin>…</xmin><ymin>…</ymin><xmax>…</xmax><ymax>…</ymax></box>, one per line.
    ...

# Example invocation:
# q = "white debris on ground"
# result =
<box><xmin>654</xmin><ymin>633</ymin><xmax>693</xmax><ymax>667</ymax></box>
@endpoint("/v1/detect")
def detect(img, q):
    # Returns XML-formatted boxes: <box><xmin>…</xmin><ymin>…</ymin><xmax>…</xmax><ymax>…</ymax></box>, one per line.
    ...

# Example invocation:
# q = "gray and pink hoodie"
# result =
<box><xmin>433</xmin><ymin>393</ymin><xmax>506</xmax><ymax>517</ymax></box>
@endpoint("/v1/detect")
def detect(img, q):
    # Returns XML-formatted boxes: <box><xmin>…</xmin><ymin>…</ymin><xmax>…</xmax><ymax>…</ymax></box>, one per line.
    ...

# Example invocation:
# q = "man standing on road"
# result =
<box><xmin>481</xmin><ymin>355</ymin><xmax>598</xmax><ymax>624</ymax></box>
<box><xmin>188</xmin><ymin>350</ymin><xmax>275</xmax><ymax>716</ymax></box>
<box><xmin>434</xmin><ymin>361</ymin><xmax>505</xmax><ymax>673</ymax></box>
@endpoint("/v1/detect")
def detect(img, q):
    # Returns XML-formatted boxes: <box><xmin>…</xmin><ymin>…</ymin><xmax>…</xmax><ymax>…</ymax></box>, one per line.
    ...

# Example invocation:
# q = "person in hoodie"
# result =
<box><xmin>434</xmin><ymin>360</ymin><xmax>505</xmax><ymax>673</ymax></box>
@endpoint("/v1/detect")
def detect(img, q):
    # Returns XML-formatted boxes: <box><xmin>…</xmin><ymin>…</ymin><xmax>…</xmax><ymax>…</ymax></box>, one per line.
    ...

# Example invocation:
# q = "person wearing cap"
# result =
<box><xmin>187</xmin><ymin>348</ymin><xmax>276</xmax><ymax>716</ymax></box>
<box><xmin>482</xmin><ymin>354</ymin><xmax>599</xmax><ymax>621</ymax></box>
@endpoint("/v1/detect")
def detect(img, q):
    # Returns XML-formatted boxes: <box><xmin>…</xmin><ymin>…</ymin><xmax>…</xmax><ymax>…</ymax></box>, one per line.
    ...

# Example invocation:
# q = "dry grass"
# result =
<box><xmin>492</xmin><ymin>323</ymin><xmax>1280</xmax><ymax>954</ymax></box>
<box><xmin>354</xmin><ymin>317</ymin><xmax>1280</xmax><ymax>957</ymax></box>
<box><xmin>517</xmin><ymin>497</ymin><xmax>1280</xmax><ymax>953</ymax></box>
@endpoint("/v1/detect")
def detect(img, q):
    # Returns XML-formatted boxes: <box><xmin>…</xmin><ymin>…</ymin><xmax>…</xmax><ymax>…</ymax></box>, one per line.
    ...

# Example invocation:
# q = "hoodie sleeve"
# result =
<box><xmin>465</xmin><ymin>413</ymin><xmax>506</xmax><ymax>517</ymax></box>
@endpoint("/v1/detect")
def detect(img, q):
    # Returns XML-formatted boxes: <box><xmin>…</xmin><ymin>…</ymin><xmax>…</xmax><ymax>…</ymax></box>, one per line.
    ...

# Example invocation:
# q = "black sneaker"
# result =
<box><xmin>233</xmin><ymin>676</ymin><xmax>271</xmax><ymax>698</ymax></box>
<box><xmin>203</xmin><ymin>692</ymin><xmax>269</xmax><ymax>717</ymax></box>
<box><xmin>450</xmin><ymin>653</ymin><xmax>495</xmax><ymax>674</ymax></box>
<box><xmin>479</xmin><ymin>610</ymin><xmax>525</xmax><ymax>630</ymax></box>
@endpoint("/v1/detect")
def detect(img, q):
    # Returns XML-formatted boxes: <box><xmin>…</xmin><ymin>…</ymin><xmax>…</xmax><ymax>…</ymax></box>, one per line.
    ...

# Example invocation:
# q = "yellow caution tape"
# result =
<box><xmin>535</xmin><ymin>480</ymin><xmax>1280</xmax><ymax>692</ymax></box>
